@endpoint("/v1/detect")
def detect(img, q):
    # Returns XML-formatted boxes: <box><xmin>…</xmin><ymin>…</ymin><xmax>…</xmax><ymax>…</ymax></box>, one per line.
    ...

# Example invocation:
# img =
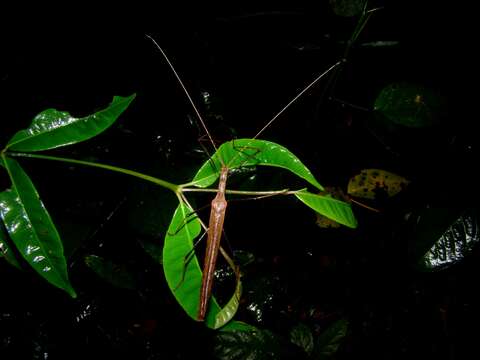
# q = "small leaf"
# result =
<box><xmin>347</xmin><ymin>169</ymin><xmax>409</xmax><ymax>200</ymax></box>
<box><xmin>420</xmin><ymin>210</ymin><xmax>479</xmax><ymax>270</ymax></box>
<box><xmin>192</xmin><ymin>139</ymin><xmax>324</xmax><ymax>191</ymax></box>
<box><xmin>295</xmin><ymin>190</ymin><xmax>357</xmax><ymax>228</ymax></box>
<box><xmin>6</xmin><ymin>94</ymin><xmax>136</xmax><ymax>152</ymax></box>
<box><xmin>214</xmin><ymin>275</ymin><xmax>243</xmax><ymax>329</ymax></box>
<box><xmin>313</xmin><ymin>318</ymin><xmax>349</xmax><ymax>359</ymax></box>
<box><xmin>0</xmin><ymin>156</ymin><xmax>76</xmax><ymax>297</ymax></box>
<box><xmin>84</xmin><ymin>255</ymin><xmax>136</xmax><ymax>289</ymax></box>
<box><xmin>221</xmin><ymin>321</ymin><xmax>258</xmax><ymax>332</ymax></box>
<box><xmin>0</xmin><ymin>218</ymin><xmax>22</xmax><ymax>269</ymax></box>
<box><xmin>374</xmin><ymin>83</ymin><xmax>443</xmax><ymax>128</ymax></box>
<box><xmin>163</xmin><ymin>201</ymin><xmax>237</xmax><ymax>329</ymax></box>
<box><xmin>290</xmin><ymin>323</ymin><xmax>314</xmax><ymax>356</ymax></box>
<box><xmin>214</xmin><ymin>328</ymin><xmax>283</xmax><ymax>360</ymax></box>
<box><xmin>330</xmin><ymin>0</ymin><xmax>367</xmax><ymax>17</ymax></box>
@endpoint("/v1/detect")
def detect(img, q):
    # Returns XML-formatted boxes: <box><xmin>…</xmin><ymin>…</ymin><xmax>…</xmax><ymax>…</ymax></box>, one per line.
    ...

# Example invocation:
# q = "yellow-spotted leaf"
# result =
<box><xmin>347</xmin><ymin>169</ymin><xmax>409</xmax><ymax>200</ymax></box>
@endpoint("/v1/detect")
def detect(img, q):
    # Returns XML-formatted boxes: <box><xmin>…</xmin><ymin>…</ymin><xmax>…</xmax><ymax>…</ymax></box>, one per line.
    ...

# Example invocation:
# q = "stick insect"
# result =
<box><xmin>146</xmin><ymin>35</ymin><xmax>353</xmax><ymax>328</ymax></box>
<box><xmin>0</xmin><ymin>14</ymin><xmax>376</xmax><ymax>321</ymax></box>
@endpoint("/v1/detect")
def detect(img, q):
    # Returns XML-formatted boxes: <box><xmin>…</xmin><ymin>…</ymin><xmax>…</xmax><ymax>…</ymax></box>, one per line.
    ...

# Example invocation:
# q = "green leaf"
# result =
<box><xmin>315</xmin><ymin>187</ymin><xmax>349</xmax><ymax>228</ymax></box>
<box><xmin>409</xmin><ymin>208</ymin><xmax>463</xmax><ymax>263</ymax></box>
<box><xmin>419</xmin><ymin>209</ymin><xmax>479</xmax><ymax>270</ymax></box>
<box><xmin>214</xmin><ymin>328</ymin><xmax>283</xmax><ymax>360</ymax></box>
<box><xmin>290</xmin><ymin>323</ymin><xmax>314</xmax><ymax>356</ymax></box>
<box><xmin>295</xmin><ymin>190</ymin><xmax>357</xmax><ymax>228</ymax></box>
<box><xmin>374</xmin><ymin>83</ymin><xmax>443</xmax><ymax>128</ymax></box>
<box><xmin>191</xmin><ymin>139</ymin><xmax>324</xmax><ymax>191</ymax></box>
<box><xmin>221</xmin><ymin>321</ymin><xmax>258</xmax><ymax>332</ymax></box>
<box><xmin>0</xmin><ymin>217</ymin><xmax>22</xmax><ymax>269</ymax></box>
<box><xmin>6</xmin><ymin>94</ymin><xmax>136</xmax><ymax>152</ymax></box>
<box><xmin>163</xmin><ymin>201</ymin><xmax>239</xmax><ymax>329</ymax></box>
<box><xmin>214</xmin><ymin>275</ymin><xmax>242</xmax><ymax>329</ymax></box>
<box><xmin>313</xmin><ymin>318</ymin><xmax>349</xmax><ymax>359</ymax></box>
<box><xmin>84</xmin><ymin>255</ymin><xmax>136</xmax><ymax>289</ymax></box>
<box><xmin>0</xmin><ymin>156</ymin><xmax>76</xmax><ymax>297</ymax></box>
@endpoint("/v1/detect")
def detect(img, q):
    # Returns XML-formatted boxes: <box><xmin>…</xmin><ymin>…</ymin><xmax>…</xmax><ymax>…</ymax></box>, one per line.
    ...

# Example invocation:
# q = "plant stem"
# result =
<box><xmin>7</xmin><ymin>152</ymin><xmax>179</xmax><ymax>193</ymax></box>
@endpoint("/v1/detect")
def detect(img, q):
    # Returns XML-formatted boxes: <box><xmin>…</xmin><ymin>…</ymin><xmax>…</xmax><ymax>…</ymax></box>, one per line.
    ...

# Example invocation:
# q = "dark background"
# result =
<box><xmin>1</xmin><ymin>2</ymin><xmax>478</xmax><ymax>359</ymax></box>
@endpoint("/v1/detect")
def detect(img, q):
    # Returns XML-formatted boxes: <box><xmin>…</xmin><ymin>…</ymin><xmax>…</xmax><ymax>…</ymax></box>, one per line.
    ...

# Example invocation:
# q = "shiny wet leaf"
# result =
<box><xmin>0</xmin><ymin>217</ymin><xmax>22</xmax><ymax>269</ymax></box>
<box><xmin>409</xmin><ymin>208</ymin><xmax>462</xmax><ymax>263</ymax></box>
<box><xmin>192</xmin><ymin>139</ymin><xmax>324</xmax><ymax>191</ymax></box>
<box><xmin>6</xmin><ymin>94</ymin><xmax>136</xmax><ymax>152</ymax></box>
<box><xmin>347</xmin><ymin>169</ymin><xmax>409</xmax><ymax>200</ymax></box>
<box><xmin>214</xmin><ymin>328</ymin><xmax>283</xmax><ymax>360</ymax></box>
<box><xmin>0</xmin><ymin>156</ymin><xmax>76</xmax><ymax>297</ymax></box>
<box><xmin>84</xmin><ymin>255</ymin><xmax>136</xmax><ymax>290</ymax></box>
<box><xmin>420</xmin><ymin>210</ymin><xmax>479</xmax><ymax>270</ymax></box>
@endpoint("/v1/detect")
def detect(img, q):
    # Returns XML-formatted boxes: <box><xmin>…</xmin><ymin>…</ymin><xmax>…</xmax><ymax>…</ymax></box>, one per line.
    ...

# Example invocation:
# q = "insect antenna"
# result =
<box><xmin>253</xmin><ymin>60</ymin><xmax>344</xmax><ymax>139</ymax></box>
<box><xmin>146</xmin><ymin>35</ymin><xmax>221</xmax><ymax>165</ymax></box>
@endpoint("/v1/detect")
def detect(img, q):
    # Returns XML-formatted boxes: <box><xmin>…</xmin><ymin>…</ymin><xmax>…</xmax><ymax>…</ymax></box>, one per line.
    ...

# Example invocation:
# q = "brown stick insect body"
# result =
<box><xmin>198</xmin><ymin>165</ymin><xmax>228</xmax><ymax>320</ymax></box>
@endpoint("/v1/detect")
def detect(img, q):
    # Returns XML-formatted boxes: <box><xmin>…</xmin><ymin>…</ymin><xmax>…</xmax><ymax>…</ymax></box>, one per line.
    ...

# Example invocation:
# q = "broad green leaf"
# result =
<box><xmin>0</xmin><ymin>156</ymin><xmax>76</xmax><ymax>297</ymax></box>
<box><xmin>1</xmin><ymin>162</ymin><xmax>21</xmax><ymax>268</ymax></box>
<box><xmin>214</xmin><ymin>328</ymin><xmax>283</xmax><ymax>360</ymax></box>
<box><xmin>84</xmin><ymin>255</ymin><xmax>136</xmax><ymax>289</ymax></box>
<box><xmin>295</xmin><ymin>190</ymin><xmax>357</xmax><ymax>228</ymax></box>
<box><xmin>191</xmin><ymin>139</ymin><xmax>324</xmax><ymax>191</ymax></box>
<box><xmin>163</xmin><ymin>201</ymin><xmax>239</xmax><ymax>329</ymax></box>
<box><xmin>313</xmin><ymin>318</ymin><xmax>349</xmax><ymax>359</ymax></box>
<box><xmin>6</xmin><ymin>94</ymin><xmax>136</xmax><ymax>152</ymax></box>
<box><xmin>374</xmin><ymin>83</ymin><xmax>443</xmax><ymax>128</ymax></box>
<box><xmin>347</xmin><ymin>169</ymin><xmax>409</xmax><ymax>200</ymax></box>
<box><xmin>420</xmin><ymin>210</ymin><xmax>479</xmax><ymax>270</ymax></box>
<box><xmin>0</xmin><ymin>217</ymin><xmax>22</xmax><ymax>269</ymax></box>
<box><xmin>290</xmin><ymin>323</ymin><xmax>314</xmax><ymax>356</ymax></box>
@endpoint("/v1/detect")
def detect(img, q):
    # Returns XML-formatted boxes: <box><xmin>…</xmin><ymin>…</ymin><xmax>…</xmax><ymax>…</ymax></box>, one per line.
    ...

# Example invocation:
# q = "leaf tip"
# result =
<box><xmin>66</xmin><ymin>286</ymin><xmax>78</xmax><ymax>298</ymax></box>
